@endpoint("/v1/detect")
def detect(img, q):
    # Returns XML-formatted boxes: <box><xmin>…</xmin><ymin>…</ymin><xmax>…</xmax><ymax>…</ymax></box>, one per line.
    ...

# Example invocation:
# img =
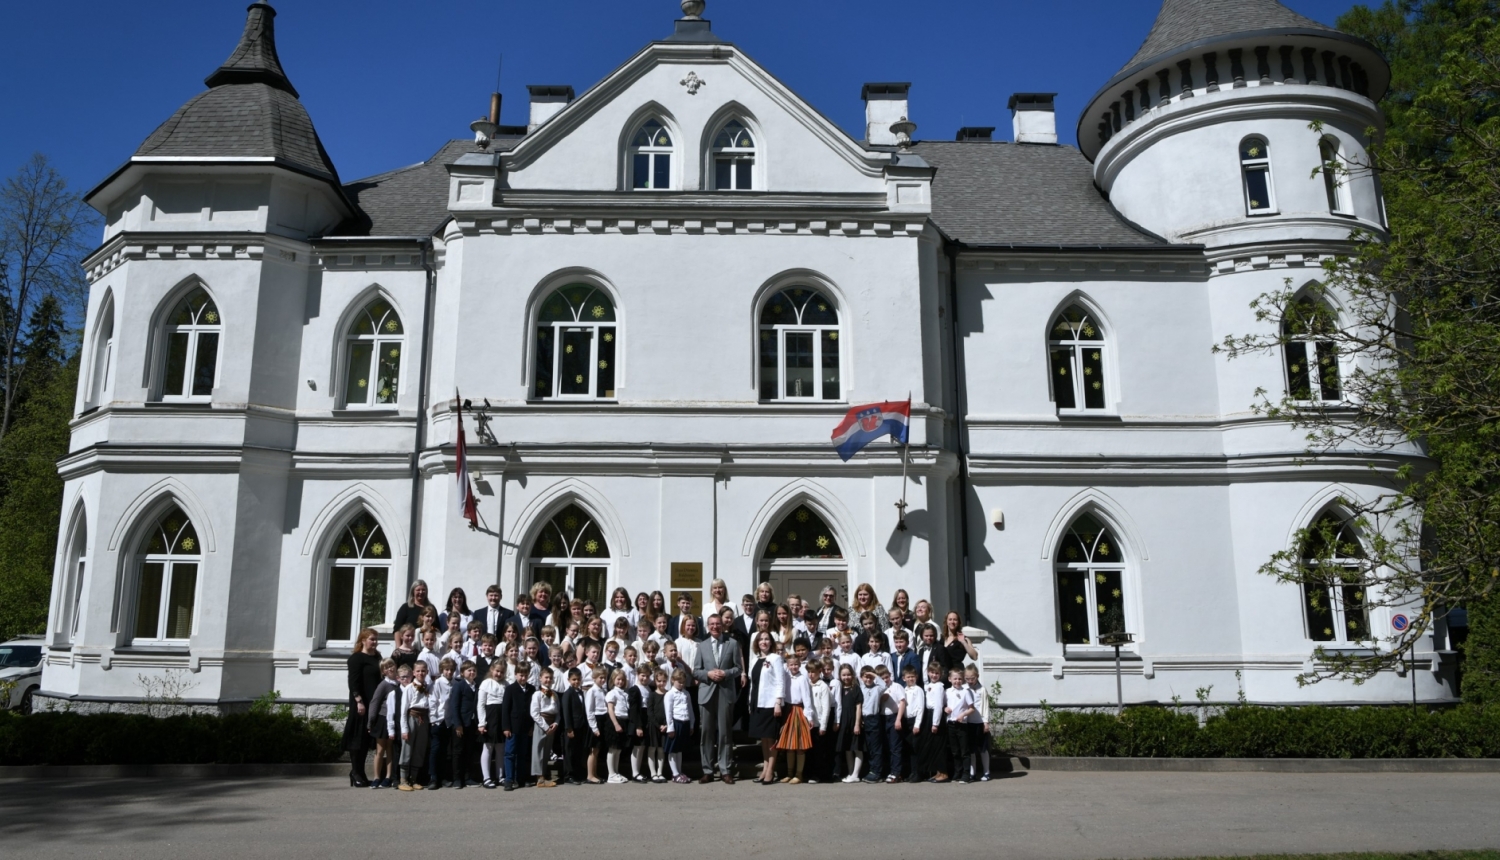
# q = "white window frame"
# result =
<box><xmin>157</xmin><ymin>287</ymin><xmax>222</xmax><ymax>403</ymax></box>
<box><xmin>1240</xmin><ymin>135</ymin><xmax>1277</xmax><ymax>216</ymax></box>
<box><xmin>1301</xmin><ymin>516</ymin><xmax>1371</xmax><ymax>644</ymax></box>
<box><xmin>531</xmin><ymin>286</ymin><xmax>618</xmax><ymax>401</ymax></box>
<box><xmin>1283</xmin><ymin>299</ymin><xmax>1342</xmax><ymax>404</ymax></box>
<box><xmin>629</xmin><ymin>119</ymin><xmax>674</xmax><ymax>191</ymax></box>
<box><xmin>527</xmin><ymin>506</ymin><xmax>612</xmax><ymax>607</ymax></box>
<box><xmin>341</xmin><ymin>298</ymin><xmax>405</xmax><ymax>409</ymax></box>
<box><xmin>1319</xmin><ymin>136</ymin><xmax>1353</xmax><ymax>215</ymax></box>
<box><xmin>759</xmin><ymin>289</ymin><xmax>842</xmax><ymax>402</ymax></box>
<box><xmin>129</xmin><ymin>509</ymin><xmax>202</xmax><ymax>646</ymax></box>
<box><xmin>1054</xmin><ymin>516</ymin><xmax>1129</xmax><ymax>649</ymax></box>
<box><xmin>711</xmin><ymin>120</ymin><xmax>756</xmax><ymax>191</ymax></box>
<box><xmin>321</xmin><ymin>513</ymin><xmax>395</xmax><ymax>648</ymax></box>
<box><xmin>86</xmin><ymin>296</ymin><xmax>114</xmax><ymax>410</ymax></box>
<box><xmin>1048</xmin><ymin>307</ymin><xmax>1109</xmax><ymax>413</ymax></box>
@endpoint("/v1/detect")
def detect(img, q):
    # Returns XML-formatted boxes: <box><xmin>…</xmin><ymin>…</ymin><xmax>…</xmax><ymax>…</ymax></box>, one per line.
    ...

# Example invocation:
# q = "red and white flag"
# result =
<box><xmin>455</xmin><ymin>391</ymin><xmax>478</xmax><ymax>529</ymax></box>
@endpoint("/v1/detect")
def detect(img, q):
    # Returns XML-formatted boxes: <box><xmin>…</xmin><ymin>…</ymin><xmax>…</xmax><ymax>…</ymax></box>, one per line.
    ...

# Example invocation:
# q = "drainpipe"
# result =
<box><xmin>408</xmin><ymin>238</ymin><xmax>438</xmax><ymax>587</ymax></box>
<box><xmin>945</xmin><ymin>241</ymin><xmax>973</xmax><ymax>617</ymax></box>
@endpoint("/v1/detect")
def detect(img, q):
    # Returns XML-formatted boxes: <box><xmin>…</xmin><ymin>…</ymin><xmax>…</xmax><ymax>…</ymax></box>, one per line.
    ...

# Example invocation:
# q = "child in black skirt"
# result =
<box><xmin>808</xmin><ymin>659</ymin><xmax>834</xmax><ymax>784</ymax></box>
<box><xmin>834</xmin><ymin>663</ymin><xmax>862</xmax><ymax>783</ymax></box>
<box><xmin>646</xmin><ymin>668</ymin><xmax>668</xmax><ymax>782</ymax></box>
<box><xmin>627</xmin><ymin>666</ymin><xmax>651</xmax><ymax>783</ymax></box>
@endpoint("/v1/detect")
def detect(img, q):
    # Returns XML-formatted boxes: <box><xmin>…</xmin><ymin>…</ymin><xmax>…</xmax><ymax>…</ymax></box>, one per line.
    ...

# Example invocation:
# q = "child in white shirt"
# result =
<box><xmin>943</xmin><ymin>668</ymin><xmax>975</xmax><ymax>784</ymax></box>
<box><xmin>584</xmin><ymin>667</ymin><xmax>610</xmax><ymax>784</ymax></box>
<box><xmin>476</xmin><ymin>661</ymin><xmax>507</xmax><ymax>788</ymax></box>
<box><xmin>662</xmin><ymin>667</ymin><xmax>695</xmax><ymax>783</ymax></box>
<box><xmin>807</xmin><ymin>659</ymin><xmax>834</xmax><ymax>784</ymax></box>
<box><xmin>876</xmin><ymin>665</ymin><xmax>903</xmax><ymax>783</ymax></box>
<box><xmin>965</xmin><ymin>664</ymin><xmax>992</xmax><ymax>782</ymax></box>
<box><xmin>897</xmin><ymin>665</ymin><xmax>925</xmax><ymax>783</ymax></box>
<box><xmin>923</xmin><ymin>661</ymin><xmax>948</xmax><ymax>782</ymax></box>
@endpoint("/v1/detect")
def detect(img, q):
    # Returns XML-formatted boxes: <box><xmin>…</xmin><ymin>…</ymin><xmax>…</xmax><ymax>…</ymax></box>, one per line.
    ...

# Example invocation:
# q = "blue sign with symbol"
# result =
<box><xmin>1391</xmin><ymin>613</ymin><xmax>1410</xmax><ymax>632</ymax></box>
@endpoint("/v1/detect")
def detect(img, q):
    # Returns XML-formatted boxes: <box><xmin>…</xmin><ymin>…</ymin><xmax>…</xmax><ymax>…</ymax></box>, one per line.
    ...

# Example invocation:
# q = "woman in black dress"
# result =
<box><xmin>392</xmin><ymin>579</ymin><xmax>432</xmax><ymax>631</ymax></box>
<box><xmin>746</xmin><ymin>632</ymin><xmax>786</xmax><ymax>784</ymax></box>
<box><xmin>942</xmin><ymin>611</ymin><xmax>979</xmax><ymax>672</ymax></box>
<box><xmin>343</xmin><ymin>628</ymin><xmax>383</xmax><ymax>787</ymax></box>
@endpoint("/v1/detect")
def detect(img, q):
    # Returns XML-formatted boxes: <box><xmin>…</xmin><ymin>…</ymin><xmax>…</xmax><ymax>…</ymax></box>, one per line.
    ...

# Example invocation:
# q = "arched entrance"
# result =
<box><xmin>757</xmin><ymin>503</ymin><xmax>847</xmax><ymax>607</ymax></box>
<box><xmin>527</xmin><ymin>503</ymin><xmax>611</xmax><ymax>606</ymax></box>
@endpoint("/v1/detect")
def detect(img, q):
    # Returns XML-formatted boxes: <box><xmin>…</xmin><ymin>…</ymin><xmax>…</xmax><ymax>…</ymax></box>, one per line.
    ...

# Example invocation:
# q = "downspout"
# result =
<box><xmin>945</xmin><ymin>241</ymin><xmax>974</xmax><ymax>617</ymax></box>
<box><xmin>408</xmin><ymin>237</ymin><xmax>438</xmax><ymax>588</ymax></box>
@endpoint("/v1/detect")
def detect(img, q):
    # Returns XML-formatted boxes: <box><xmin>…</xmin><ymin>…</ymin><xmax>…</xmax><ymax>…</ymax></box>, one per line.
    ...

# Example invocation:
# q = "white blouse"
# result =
<box><xmin>476</xmin><ymin>678</ymin><xmax>506</xmax><ymax>730</ymax></box>
<box><xmin>752</xmin><ymin>653</ymin><xmax>787</xmax><ymax>709</ymax></box>
<box><xmin>530</xmin><ymin>689</ymin><xmax>560</xmax><ymax>731</ymax></box>
<box><xmin>809</xmin><ymin>679</ymin><xmax>833</xmax><ymax>731</ymax></box>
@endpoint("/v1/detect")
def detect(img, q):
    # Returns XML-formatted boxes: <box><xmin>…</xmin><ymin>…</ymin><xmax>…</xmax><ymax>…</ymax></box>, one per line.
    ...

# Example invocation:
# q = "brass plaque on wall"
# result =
<box><xmin>670</xmin><ymin>562</ymin><xmax>703</xmax><ymax>589</ymax></box>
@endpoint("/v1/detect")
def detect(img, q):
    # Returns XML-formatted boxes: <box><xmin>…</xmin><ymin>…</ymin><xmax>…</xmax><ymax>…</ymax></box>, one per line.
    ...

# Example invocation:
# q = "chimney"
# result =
<box><xmin>1009</xmin><ymin>93</ymin><xmax>1057</xmax><ymax>144</ymax></box>
<box><xmin>862</xmin><ymin>82</ymin><xmax>911</xmax><ymax>146</ymax></box>
<box><xmin>527</xmin><ymin>85</ymin><xmax>576</xmax><ymax>132</ymax></box>
<box><xmin>955</xmin><ymin>126</ymin><xmax>995</xmax><ymax>142</ymax></box>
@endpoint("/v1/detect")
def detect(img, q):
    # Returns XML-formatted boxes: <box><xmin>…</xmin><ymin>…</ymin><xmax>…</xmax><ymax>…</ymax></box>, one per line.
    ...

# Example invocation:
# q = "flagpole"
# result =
<box><xmin>895</xmin><ymin>392</ymin><xmax>911</xmax><ymax>532</ymax></box>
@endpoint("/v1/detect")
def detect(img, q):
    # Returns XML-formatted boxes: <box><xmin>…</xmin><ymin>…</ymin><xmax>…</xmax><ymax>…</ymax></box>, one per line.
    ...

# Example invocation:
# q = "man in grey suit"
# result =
<box><xmin>691</xmin><ymin>613</ymin><xmax>744</xmax><ymax>783</ymax></box>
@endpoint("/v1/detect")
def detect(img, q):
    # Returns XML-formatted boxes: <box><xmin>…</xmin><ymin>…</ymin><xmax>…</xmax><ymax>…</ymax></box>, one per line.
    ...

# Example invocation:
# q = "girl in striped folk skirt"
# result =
<box><xmin>778</xmin><ymin>654</ymin><xmax>814</xmax><ymax>784</ymax></box>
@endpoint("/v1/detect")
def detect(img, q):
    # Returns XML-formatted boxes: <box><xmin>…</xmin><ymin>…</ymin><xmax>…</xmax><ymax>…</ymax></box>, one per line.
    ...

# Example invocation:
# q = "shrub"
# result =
<box><xmin>1001</xmin><ymin>704</ymin><xmax>1500</xmax><ymax>758</ymax></box>
<box><xmin>0</xmin><ymin>710</ymin><xmax>342</xmax><ymax>766</ymax></box>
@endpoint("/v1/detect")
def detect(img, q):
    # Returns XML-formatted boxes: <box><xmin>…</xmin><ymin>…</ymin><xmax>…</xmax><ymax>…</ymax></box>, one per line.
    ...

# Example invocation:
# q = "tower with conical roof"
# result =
<box><xmin>1080</xmin><ymin>0</ymin><xmax>1389</xmax><ymax>249</ymax></box>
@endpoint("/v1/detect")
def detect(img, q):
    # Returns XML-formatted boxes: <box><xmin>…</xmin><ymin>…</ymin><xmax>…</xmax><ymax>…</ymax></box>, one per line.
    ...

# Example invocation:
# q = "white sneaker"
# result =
<box><xmin>607</xmin><ymin>774</ymin><xmax>628</xmax><ymax>784</ymax></box>
<box><xmin>841</xmin><ymin>774</ymin><xmax>859</xmax><ymax>784</ymax></box>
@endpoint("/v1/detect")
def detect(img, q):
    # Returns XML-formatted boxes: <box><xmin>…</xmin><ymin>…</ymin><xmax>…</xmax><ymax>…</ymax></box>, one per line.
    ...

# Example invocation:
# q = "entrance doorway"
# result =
<box><xmin>756</xmin><ymin>503</ymin><xmax>846</xmax><ymax>608</ymax></box>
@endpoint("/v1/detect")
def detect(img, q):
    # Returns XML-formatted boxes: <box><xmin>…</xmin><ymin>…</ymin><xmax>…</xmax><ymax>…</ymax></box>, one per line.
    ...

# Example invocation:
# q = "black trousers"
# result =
<box><xmin>946</xmin><ymin>720</ymin><xmax>969</xmax><ymax>773</ymax></box>
<box><xmin>450</xmin><ymin>725</ymin><xmax>478</xmax><ymax>784</ymax></box>
<box><xmin>564</xmin><ymin>730</ymin><xmax>587</xmax><ymax>781</ymax></box>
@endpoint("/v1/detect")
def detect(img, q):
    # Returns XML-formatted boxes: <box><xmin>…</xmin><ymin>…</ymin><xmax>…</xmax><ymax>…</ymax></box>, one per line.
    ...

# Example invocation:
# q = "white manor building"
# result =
<box><xmin>39</xmin><ymin>0</ymin><xmax>1454</xmax><ymax>711</ymax></box>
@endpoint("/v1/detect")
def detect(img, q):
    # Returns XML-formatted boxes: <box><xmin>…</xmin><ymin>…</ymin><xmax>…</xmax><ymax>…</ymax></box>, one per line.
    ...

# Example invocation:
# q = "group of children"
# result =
<box><xmin>364</xmin><ymin>635</ymin><xmax>993</xmax><ymax>790</ymax></box>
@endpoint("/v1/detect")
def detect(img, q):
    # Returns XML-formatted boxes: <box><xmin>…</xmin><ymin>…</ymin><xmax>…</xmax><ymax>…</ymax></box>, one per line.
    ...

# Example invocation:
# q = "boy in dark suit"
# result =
<box><xmin>560</xmin><ymin>667</ymin><xmax>588</xmax><ymax>785</ymax></box>
<box><xmin>499</xmin><ymin>661</ymin><xmax>536</xmax><ymax>790</ymax></box>
<box><xmin>447</xmin><ymin>660</ymin><xmax>480</xmax><ymax>788</ymax></box>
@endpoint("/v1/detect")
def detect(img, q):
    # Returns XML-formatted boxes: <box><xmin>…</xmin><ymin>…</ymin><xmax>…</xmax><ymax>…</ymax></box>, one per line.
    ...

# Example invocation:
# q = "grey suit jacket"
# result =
<box><xmin>691</xmin><ymin>633</ymin><xmax>743</xmax><ymax>705</ymax></box>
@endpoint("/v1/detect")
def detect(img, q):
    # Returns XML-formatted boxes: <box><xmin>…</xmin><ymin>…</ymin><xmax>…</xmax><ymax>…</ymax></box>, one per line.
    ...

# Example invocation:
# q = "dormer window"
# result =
<box><xmin>1240</xmin><ymin>136</ymin><xmax>1276</xmax><ymax>215</ymax></box>
<box><xmin>630</xmin><ymin>119</ymin><xmax>673</xmax><ymax>190</ymax></box>
<box><xmin>712</xmin><ymin>120</ymin><xmax>755</xmax><ymax>191</ymax></box>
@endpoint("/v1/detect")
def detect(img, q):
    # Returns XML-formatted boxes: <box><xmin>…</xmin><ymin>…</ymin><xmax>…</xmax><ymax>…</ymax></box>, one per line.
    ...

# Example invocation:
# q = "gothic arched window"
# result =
<box><xmin>1240</xmin><ymin>135</ymin><xmax>1276</xmax><ymax>214</ymax></box>
<box><xmin>1301</xmin><ymin>513</ymin><xmax>1370</xmax><ymax>643</ymax></box>
<box><xmin>132</xmin><ymin>504</ymin><xmax>201</xmax><ymax>643</ymax></box>
<box><xmin>343</xmin><ymin>297</ymin><xmax>404</xmax><ymax>407</ymax></box>
<box><xmin>759</xmin><ymin>288</ymin><xmax>840</xmax><ymax>401</ymax></box>
<box><xmin>159</xmin><ymin>287</ymin><xmax>221</xmax><ymax>401</ymax></box>
<box><xmin>324</xmin><ymin>511</ymin><xmax>392</xmax><ymax>645</ymax></box>
<box><xmin>712</xmin><ymin>120</ymin><xmax>755</xmax><ymax>191</ymax></box>
<box><xmin>1048</xmin><ymin>305</ymin><xmax>1107</xmax><ymax>411</ymax></box>
<box><xmin>1319</xmin><ymin>137</ymin><xmax>1351</xmax><ymax>214</ymax></box>
<box><xmin>1283</xmin><ymin>297</ymin><xmax>1341</xmax><ymax>402</ymax></box>
<box><xmin>761</xmin><ymin>505</ymin><xmax>842</xmax><ymax>560</ymax></box>
<box><xmin>533</xmin><ymin>285</ymin><xmax>617</xmax><ymax>400</ymax></box>
<box><xmin>1055</xmin><ymin>513</ymin><xmax>1126</xmax><ymax>646</ymax></box>
<box><xmin>630</xmin><ymin>119</ymin><xmax>673</xmax><ymax>190</ymax></box>
<box><xmin>528</xmin><ymin>503</ymin><xmax>610</xmax><ymax>606</ymax></box>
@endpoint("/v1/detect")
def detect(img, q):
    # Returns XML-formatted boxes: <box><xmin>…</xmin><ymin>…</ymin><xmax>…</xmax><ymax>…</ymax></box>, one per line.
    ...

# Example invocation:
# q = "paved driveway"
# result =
<box><xmin>3</xmin><ymin>771</ymin><xmax>1498</xmax><ymax>859</ymax></box>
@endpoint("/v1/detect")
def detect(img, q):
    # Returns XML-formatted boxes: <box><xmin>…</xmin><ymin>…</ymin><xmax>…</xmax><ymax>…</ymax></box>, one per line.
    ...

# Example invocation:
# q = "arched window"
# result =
<box><xmin>1319</xmin><ymin>137</ymin><xmax>1351</xmax><ymax>214</ymax></box>
<box><xmin>1055</xmin><ymin>513</ymin><xmax>1126</xmax><ymax>646</ymax></box>
<box><xmin>762</xmin><ymin>505</ymin><xmax>842</xmax><ymax>560</ymax></box>
<box><xmin>86</xmin><ymin>294</ymin><xmax>114</xmax><ymax>410</ymax></box>
<box><xmin>159</xmin><ymin>287</ymin><xmax>221</xmax><ymax>400</ymax></box>
<box><xmin>132</xmin><ymin>504</ymin><xmax>201</xmax><ymax>644</ymax></box>
<box><xmin>712</xmin><ymin>120</ymin><xmax>755</xmax><ymax>191</ymax></box>
<box><xmin>1283</xmin><ymin>298</ymin><xmax>1341</xmax><ymax>402</ymax></box>
<box><xmin>533</xmin><ymin>285</ymin><xmax>616</xmax><ymax>400</ymax></box>
<box><xmin>528</xmin><ymin>503</ymin><xmax>610</xmax><ymax>606</ymax></box>
<box><xmin>1240</xmin><ymin>136</ymin><xmax>1276</xmax><ymax>214</ymax></box>
<box><xmin>630</xmin><ymin>119</ymin><xmax>673</xmax><ymax>190</ymax></box>
<box><xmin>324</xmin><ymin>511</ymin><xmax>391</xmax><ymax>645</ymax></box>
<box><xmin>343</xmin><ymin>297</ymin><xmax>404</xmax><ymax>407</ymax></box>
<box><xmin>759</xmin><ymin>287</ymin><xmax>840</xmax><ymax>401</ymax></box>
<box><xmin>59</xmin><ymin>508</ymin><xmax>87</xmax><ymax>644</ymax></box>
<box><xmin>1300</xmin><ymin>512</ymin><xmax>1370</xmax><ymax>642</ymax></box>
<box><xmin>1048</xmin><ymin>305</ymin><xmax>1107</xmax><ymax>411</ymax></box>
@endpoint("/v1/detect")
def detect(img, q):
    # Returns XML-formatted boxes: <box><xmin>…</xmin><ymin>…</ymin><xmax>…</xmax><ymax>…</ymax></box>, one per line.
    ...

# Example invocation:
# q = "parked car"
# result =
<box><xmin>0</xmin><ymin>637</ymin><xmax>44</xmax><ymax>714</ymax></box>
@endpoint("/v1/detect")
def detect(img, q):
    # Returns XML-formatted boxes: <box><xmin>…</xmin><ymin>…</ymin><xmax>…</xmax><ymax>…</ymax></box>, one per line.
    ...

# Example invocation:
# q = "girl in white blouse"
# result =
<box><xmin>397</xmin><ymin>661</ymin><xmax>432</xmax><ymax>791</ymax></box>
<box><xmin>603</xmin><ymin>669</ymin><xmax>631</xmax><ymax>784</ymax></box>
<box><xmin>807</xmin><ymin>659</ymin><xmax>834</xmax><ymax>784</ymax></box>
<box><xmin>476</xmin><ymin>661</ymin><xmax>507</xmax><ymax>789</ymax></box>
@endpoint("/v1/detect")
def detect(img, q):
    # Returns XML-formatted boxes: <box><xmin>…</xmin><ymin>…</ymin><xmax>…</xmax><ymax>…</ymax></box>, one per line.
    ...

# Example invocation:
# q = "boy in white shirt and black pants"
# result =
<box><xmin>857</xmin><ymin>666</ymin><xmax>887</xmax><ymax>783</ymax></box>
<box><xmin>943</xmin><ymin>668</ymin><xmax>975</xmax><ymax>784</ymax></box>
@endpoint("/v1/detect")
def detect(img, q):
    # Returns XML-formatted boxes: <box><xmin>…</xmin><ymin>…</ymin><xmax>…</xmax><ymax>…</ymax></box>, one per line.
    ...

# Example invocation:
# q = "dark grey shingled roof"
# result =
<box><xmin>1123</xmin><ymin>0</ymin><xmax>1335</xmax><ymax>70</ymax></box>
<box><xmin>131</xmin><ymin>2</ymin><xmax>339</xmax><ymax>184</ymax></box>
<box><xmin>914</xmin><ymin>141</ymin><xmax>1165</xmax><ymax>248</ymax></box>
<box><xmin>338</xmin><ymin>138</ymin><xmax>518</xmax><ymax>237</ymax></box>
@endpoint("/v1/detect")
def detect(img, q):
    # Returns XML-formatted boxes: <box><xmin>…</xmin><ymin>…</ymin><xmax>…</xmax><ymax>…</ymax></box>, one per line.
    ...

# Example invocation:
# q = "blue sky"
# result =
<box><xmin>1</xmin><ymin>0</ymin><xmax>1364</xmax><ymax>197</ymax></box>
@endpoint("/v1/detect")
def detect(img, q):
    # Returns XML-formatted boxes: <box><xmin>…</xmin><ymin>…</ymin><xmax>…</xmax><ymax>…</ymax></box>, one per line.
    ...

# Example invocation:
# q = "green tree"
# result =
<box><xmin>1219</xmin><ymin>2</ymin><xmax>1500</xmax><ymax>689</ymax></box>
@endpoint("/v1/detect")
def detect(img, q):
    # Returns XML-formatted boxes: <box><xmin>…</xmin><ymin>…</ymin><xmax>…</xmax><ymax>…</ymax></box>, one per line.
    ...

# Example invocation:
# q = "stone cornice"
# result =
<box><xmin>82</xmin><ymin>230</ymin><xmax>312</xmax><ymax>283</ymax></box>
<box><xmin>452</xmin><ymin>214</ymin><xmax>927</xmax><ymax>238</ymax></box>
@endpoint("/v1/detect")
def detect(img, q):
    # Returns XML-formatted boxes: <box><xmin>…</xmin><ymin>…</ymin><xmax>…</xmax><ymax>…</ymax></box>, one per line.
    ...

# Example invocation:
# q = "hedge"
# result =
<box><xmin>0</xmin><ymin>710</ymin><xmax>344</xmax><ymax>766</ymax></box>
<box><xmin>999</xmin><ymin>705</ymin><xmax>1500</xmax><ymax>758</ymax></box>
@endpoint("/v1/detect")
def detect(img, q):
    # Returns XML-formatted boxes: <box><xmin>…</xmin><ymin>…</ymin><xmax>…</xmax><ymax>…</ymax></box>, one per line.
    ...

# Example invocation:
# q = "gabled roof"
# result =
<box><xmin>1122</xmin><ymin>0</ymin><xmax>1336</xmax><ymax>72</ymax></box>
<box><xmin>914</xmin><ymin>141</ymin><xmax>1167</xmax><ymax>249</ymax></box>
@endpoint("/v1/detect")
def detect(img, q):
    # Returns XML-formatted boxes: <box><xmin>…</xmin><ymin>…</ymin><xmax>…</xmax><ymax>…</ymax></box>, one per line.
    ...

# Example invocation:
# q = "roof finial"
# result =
<box><xmin>204</xmin><ymin>2</ymin><xmax>298</xmax><ymax>97</ymax></box>
<box><xmin>681</xmin><ymin>0</ymin><xmax>705</xmax><ymax>20</ymax></box>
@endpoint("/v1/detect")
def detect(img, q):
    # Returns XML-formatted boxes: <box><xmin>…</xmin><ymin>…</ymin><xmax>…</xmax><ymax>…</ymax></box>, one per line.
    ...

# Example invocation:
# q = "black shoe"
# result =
<box><xmin>454</xmin><ymin>781</ymin><xmax>465</xmax><ymax>790</ymax></box>
<box><xmin>566</xmin><ymin>778</ymin><xmax>581</xmax><ymax>786</ymax></box>
<box><xmin>503</xmin><ymin>782</ymin><xmax>515</xmax><ymax>791</ymax></box>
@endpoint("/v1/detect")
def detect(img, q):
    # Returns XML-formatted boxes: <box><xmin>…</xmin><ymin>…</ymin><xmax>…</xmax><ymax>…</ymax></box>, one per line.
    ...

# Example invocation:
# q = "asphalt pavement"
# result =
<box><xmin>3</xmin><ymin>770</ymin><xmax>1498</xmax><ymax>859</ymax></box>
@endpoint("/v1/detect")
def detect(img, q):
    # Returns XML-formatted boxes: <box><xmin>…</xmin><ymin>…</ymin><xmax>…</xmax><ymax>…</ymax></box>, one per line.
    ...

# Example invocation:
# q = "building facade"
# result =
<box><xmin>39</xmin><ymin>0</ymin><xmax>1452</xmax><ymax>711</ymax></box>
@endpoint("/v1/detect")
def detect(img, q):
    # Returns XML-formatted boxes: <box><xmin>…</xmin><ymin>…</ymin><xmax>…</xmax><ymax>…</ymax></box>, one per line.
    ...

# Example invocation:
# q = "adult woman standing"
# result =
<box><xmin>343</xmin><ymin>628</ymin><xmax>383</xmax><ymax>787</ymax></box>
<box><xmin>392</xmin><ymin>580</ymin><xmax>432</xmax><ymax>631</ymax></box>
<box><xmin>754</xmin><ymin>582</ymin><xmax>778</xmax><ymax>618</ymax></box>
<box><xmin>747</xmin><ymin>632</ymin><xmax>786</xmax><ymax>784</ymax></box>
<box><xmin>889</xmin><ymin>589</ymin><xmax>913</xmax><ymax>630</ymax></box>
<box><xmin>634</xmin><ymin>592</ymin><xmax>654</xmax><ymax>626</ymax></box>
<box><xmin>438</xmin><ymin>588</ymin><xmax>472</xmax><ymax>632</ymax></box>
<box><xmin>943</xmin><ymin>611</ymin><xmax>979</xmax><ymax>668</ymax></box>
<box><xmin>851</xmin><ymin>583</ymin><xmax>887</xmax><ymax>631</ymax></box>
<box><xmin>600</xmin><ymin>587</ymin><xmax>635</xmax><ymax>633</ymax></box>
<box><xmin>774</xmin><ymin>603</ymin><xmax>796</xmax><ymax>654</ymax></box>
<box><xmin>706</xmin><ymin>579</ymin><xmax>732</xmax><ymax>617</ymax></box>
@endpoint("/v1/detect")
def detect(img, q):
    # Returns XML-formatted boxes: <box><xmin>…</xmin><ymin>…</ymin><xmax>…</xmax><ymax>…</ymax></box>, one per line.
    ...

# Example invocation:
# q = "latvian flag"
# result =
<box><xmin>831</xmin><ymin>399</ymin><xmax>910</xmax><ymax>462</ymax></box>
<box><xmin>455</xmin><ymin>393</ymin><xmax>478</xmax><ymax>529</ymax></box>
